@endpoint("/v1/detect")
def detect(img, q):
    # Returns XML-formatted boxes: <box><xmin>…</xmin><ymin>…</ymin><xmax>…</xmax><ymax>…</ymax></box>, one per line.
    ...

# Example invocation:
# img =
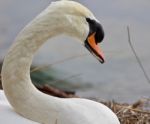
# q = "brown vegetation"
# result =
<box><xmin>102</xmin><ymin>100</ymin><xmax>150</xmax><ymax>124</ymax></box>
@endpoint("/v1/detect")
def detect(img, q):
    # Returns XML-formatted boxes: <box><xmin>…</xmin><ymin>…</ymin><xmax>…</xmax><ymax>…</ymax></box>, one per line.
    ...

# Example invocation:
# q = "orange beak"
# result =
<box><xmin>85</xmin><ymin>32</ymin><xmax>105</xmax><ymax>63</ymax></box>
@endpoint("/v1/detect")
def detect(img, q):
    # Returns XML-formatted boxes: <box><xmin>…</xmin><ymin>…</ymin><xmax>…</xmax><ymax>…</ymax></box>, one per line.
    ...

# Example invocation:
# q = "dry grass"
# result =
<box><xmin>102</xmin><ymin>99</ymin><xmax>150</xmax><ymax>124</ymax></box>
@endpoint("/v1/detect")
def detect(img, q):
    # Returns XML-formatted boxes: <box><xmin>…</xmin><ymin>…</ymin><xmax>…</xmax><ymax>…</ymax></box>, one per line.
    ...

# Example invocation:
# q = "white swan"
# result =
<box><xmin>1</xmin><ymin>0</ymin><xmax>120</xmax><ymax>124</ymax></box>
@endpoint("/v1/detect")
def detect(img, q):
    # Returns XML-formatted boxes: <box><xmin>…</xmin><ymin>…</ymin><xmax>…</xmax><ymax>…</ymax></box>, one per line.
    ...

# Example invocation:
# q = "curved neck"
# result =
<box><xmin>1</xmin><ymin>5</ymin><xmax>88</xmax><ymax>120</ymax></box>
<box><xmin>1</xmin><ymin>6</ymin><xmax>87</xmax><ymax>122</ymax></box>
<box><xmin>1</xmin><ymin>7</ymin><xmax>68</xmax><ymax>106</ymax></box>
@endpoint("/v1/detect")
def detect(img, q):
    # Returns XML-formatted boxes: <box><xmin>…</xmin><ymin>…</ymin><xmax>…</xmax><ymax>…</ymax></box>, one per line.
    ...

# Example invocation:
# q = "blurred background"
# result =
<box><xmin>0</xmin><ymin>0</ymin><xmax>150</xmax><ymax>102</ymax></box>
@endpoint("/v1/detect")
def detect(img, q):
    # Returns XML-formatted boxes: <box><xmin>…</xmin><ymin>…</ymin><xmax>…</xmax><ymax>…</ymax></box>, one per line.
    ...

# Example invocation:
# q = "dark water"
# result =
<box><xmin>0</xmin><ymin>0</ymin><xmax>150</xmax><ymax>102</ymax></box>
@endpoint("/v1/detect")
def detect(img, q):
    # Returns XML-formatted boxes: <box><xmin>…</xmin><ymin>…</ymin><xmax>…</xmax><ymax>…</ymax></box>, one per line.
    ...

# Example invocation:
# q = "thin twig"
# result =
<box><xmin>55</xmin><ymin>119</ymin><xmax>57</xmax><ymax>124</ymax></box>
<box><xmin>31</xmin><ymin>53</ymin><xmax>88</xmax><ymax>73</ymax></box>
<box><xmin>0</xmin><ymin>54</ymin><xmax>87</xmax><ymax>81</ymax></box>
<box><xmin>49</xmin><ymin>73</ymin><xmax>82</xmax><ymax>84</ymax></box>
<box><xmin>127</xmin><ymin>26</ymin><xmax>150</xmax><ymax>84</ymax></box>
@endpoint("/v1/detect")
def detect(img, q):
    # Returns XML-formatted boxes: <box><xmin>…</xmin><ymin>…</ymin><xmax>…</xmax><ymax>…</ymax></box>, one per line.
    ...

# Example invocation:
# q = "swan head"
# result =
<box><xmin>50</xmin><ymin>1</ymin><xmax>105</xmax><ymax>63</ymax></box>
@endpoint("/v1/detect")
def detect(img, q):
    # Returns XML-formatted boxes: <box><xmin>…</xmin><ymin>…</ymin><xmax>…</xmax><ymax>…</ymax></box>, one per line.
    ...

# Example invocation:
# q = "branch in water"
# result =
<box><xmin>36</xmin><ymin>84</ymin><xmax>78</xmax><ymax>98</ymax></box>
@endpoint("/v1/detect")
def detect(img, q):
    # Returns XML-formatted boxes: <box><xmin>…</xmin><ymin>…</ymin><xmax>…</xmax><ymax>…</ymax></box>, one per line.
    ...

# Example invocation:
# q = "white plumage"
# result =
<box><xmin>0</xmin><ymin>91</ymin><xmax>38</xmax><ymax>124</ymax></box>
<box><xmin>1</xmin><ymin>1</ymin><xmax>120</xmax><ymax>124</ymax></box>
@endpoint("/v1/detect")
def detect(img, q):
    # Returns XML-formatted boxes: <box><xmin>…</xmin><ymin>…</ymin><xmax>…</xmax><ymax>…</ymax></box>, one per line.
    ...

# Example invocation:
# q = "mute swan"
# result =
<box><xmin>1</xmin><ymin>0</ymin><xmax>120</xmax><ymax>124</ymax></box>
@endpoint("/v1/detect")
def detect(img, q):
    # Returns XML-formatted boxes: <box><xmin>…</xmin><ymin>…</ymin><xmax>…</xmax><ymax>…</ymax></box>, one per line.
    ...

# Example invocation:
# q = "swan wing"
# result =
<box><xmin>0</xmin><ymin>90</ymin><xmax>39</xmax><ymax>124</ymax></box>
